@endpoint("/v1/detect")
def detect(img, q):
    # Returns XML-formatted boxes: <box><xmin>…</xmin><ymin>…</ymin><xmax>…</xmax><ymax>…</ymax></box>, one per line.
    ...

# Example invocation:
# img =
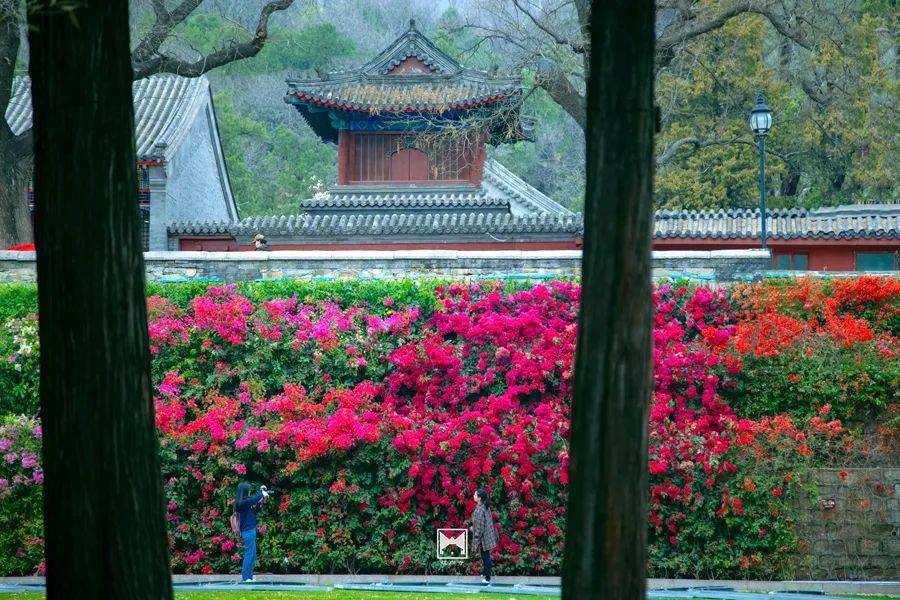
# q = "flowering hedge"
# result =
<box><xmin>0</xmin><ymin>277</ymin><xmax>896</xmax><ymax>578</ymax></box>
<box><xmin>727</xmin><ymin>277</ymin><xmax>899</xmax><ymax>425</ymax></box>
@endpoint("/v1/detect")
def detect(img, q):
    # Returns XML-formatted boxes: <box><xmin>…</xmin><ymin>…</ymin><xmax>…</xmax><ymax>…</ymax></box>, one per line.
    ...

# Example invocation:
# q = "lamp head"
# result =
<box><xmin>750</xmin><ymin>92</ymin><xmax>772</xmax><ymax>136</ymax></box>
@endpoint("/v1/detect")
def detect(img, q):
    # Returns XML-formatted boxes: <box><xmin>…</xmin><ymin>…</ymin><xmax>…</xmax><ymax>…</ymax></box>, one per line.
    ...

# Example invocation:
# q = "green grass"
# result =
<box><xmin>0</xmin><ymin>591</ymin><xmax>558</xmax><ymax>600</ymax></box>
<box><xmin>1</xmin><ymin>591</ymin><xmax>895</xmax><ymax>600</ymax></box>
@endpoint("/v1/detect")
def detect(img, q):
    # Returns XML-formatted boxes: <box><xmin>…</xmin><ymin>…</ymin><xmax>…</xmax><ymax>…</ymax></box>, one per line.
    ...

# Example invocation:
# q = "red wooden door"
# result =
<box><xmin>390</xmin><ymin>148</ymin><xmax>428</xmax><ymax>182</ymax></box>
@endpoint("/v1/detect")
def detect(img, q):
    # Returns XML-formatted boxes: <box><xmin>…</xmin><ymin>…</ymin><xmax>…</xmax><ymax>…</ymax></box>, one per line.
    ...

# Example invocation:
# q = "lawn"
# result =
<box><xmin>0</xmin><ymin>592</ymin><xmax>559</xmax><ymax>600</ymax></box>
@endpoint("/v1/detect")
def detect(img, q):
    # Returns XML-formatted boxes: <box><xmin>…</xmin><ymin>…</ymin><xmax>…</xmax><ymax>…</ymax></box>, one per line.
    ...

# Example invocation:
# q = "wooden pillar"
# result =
<box><xmin>470</xmin><ymin>140</ymin><xmax>487</xmax><ymax>188</ymax></box>
<box><xmin>337</xmin><ymin>129</ymin><xmax>350</xmax><ymax>185</ymax></box>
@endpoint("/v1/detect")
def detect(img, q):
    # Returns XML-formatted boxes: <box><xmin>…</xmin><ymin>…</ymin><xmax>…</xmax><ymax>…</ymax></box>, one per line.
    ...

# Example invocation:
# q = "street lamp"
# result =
<box><xmin>750</xmin><ymin>93</ymin><xmax>772</xmax><ymax>249</ymax></box>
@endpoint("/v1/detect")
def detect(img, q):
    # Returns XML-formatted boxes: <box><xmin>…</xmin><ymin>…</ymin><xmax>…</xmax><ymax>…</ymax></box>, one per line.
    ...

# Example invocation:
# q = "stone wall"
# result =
<box><xmin>798</xmin><ymin>467</ymin><xmax>900</xmax><ymax>580</ymax></box>
<box><xmin>0</xmin><ymin>249</ymin><xmax>770</xmax><ymax>284</ymax></box>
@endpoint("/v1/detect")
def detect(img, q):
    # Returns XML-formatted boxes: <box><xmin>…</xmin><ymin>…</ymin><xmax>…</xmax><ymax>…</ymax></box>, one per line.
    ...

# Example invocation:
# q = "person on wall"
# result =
<box><xmin>235</xmin><ymin>482</ymin><xmax>269</xmax><ymax>583</ymax></box>
<box><xmin>470</xmin><ymin>488</ymin><xmax>499</xmax><ymax>584</ymax></box>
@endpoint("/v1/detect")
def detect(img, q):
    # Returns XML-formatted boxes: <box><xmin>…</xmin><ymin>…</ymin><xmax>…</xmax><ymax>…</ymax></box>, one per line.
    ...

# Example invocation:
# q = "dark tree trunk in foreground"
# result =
<box><xmin>562</xmin><ymin>0</ymin><xmax>655</xmax><ymax>598</ymax></box>
<box><xmin>27</xmin><ymin>1</ymin><xmax>173</xmax><ymax>598</ymax></box>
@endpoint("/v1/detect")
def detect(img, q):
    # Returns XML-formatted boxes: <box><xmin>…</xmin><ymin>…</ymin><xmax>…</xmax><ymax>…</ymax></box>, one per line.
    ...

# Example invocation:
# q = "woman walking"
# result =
<box><xmin>470</xmin><ymin>489</ymin><xmax>499</xmax><ymax>584</ymax></box>
<box><xmin>235</xmin><ymin>482</ymin><xmax>268</xmax><ymax>583</ymax></box>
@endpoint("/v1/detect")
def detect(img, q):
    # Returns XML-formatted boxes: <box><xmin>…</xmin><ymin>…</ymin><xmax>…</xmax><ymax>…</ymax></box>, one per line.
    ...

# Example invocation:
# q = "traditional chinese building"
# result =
<box><xmin>165</xmin><ymin>22</ymin><xmax>898</xmax><ymax>272</ymax></box>
<box><xmin>6</xmin><ymin>74</ymin><xmax>238</xmax><ymax>250</ymax></box>
<box><xmin>171</xmin><ymin>20</ymin><xmax>578</xmax><ymax>251</ymax></box>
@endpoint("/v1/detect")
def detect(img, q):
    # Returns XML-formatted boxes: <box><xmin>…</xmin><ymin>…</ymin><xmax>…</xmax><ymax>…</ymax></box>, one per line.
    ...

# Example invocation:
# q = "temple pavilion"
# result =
<box><xmin>172</xmin><ymin>19</ymin><xmax>581</xmax><ymax>251</ymax></box>
<box><xmin>168</xmin><ymin>22</ymin><xmax>898</xmax><ymax>271</ymax></box>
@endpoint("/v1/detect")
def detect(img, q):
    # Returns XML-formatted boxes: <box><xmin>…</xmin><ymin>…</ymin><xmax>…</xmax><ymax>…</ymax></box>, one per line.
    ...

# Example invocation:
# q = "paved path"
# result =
<box><xmin>0</xmin><ymin>575</ymin><xmax>898</xmax><ymax>596</ymax></box>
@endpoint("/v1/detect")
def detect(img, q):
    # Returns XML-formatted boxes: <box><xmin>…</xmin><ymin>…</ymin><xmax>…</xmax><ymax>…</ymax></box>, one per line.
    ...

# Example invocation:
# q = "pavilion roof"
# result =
<box><xmin>284</xmin><ymin>20</ymin><xmax>526</xmax><ymax>143</ymax></box>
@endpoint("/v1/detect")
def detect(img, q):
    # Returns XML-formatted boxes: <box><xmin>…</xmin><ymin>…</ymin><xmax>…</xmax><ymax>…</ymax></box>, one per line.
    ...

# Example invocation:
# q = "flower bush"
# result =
<box><xmin>0</xmin><ymin>416</ymin><xmax>44</xmax><ymax>575</ymax></box>
<box><xmin>726</xmin><ymin>277</ymin><xmax>900</xmax><ymax>424</ymax></box>
<box><xmin>0</xmin><ymin>277</ymin><xmax>895</xmax><ymax>578</ymax></box>
<box><xmin>0</xmin><ymin>316</ymin><xmax>40</xmax><ymax>415</ymax></box>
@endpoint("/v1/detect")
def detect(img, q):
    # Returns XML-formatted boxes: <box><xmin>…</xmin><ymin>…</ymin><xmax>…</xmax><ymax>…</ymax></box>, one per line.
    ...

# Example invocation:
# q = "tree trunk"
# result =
<box><xmin>0</xmin><ymin>5</ymin><xmax>32</xmax><ymax>248</ymax></box>
<box><xmin>27</xmin><ymin>1</ymin><xmax>173</xmax><ymax>598</ymax></box>
<box><xmin>562</xmin><ymin>0</ymin><xmax>655</xmax><ymax>598</ymax></box>
<box><xmin>780</xmin><ymin>165</ymin><xmax>800</xmax><ymax>197</ymax></box>
<box><xmin>0</xmin><ymin>152</ymin><xmax>33</xmax><ymax>248</ymax></box>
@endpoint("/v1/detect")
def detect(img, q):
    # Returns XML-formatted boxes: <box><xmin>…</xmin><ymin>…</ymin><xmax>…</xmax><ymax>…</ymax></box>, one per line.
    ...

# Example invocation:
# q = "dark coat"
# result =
<box><xmin>471</xmin><ymin>503</ymin><xmax>499</xmax><ymax>551</ymax></box>
<box><xmin>236</xmin><ymin>492</ymin><xmax>264</xmax><ymax>532</ymax></box>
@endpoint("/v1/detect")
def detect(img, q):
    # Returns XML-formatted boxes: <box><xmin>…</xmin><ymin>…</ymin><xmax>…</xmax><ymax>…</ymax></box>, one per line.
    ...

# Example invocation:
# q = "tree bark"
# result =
<box><xmin>562</xmin><ymin>0</ymin><xmax>654</xmax><ymax>598</ymax></box>
<box><xmin>0</xmin><ymin>6</ymin><xmax>32</xmax><ymax>248</ymax></box>
<box><xmin>27</xmin><ymin>0</ymin><xmax>173</xmax><ymax>597</ymax></box>
<box><xmin>0</xmin><ymin>147</ymin><xmax>32</xmax><ymax>248</ymax></box>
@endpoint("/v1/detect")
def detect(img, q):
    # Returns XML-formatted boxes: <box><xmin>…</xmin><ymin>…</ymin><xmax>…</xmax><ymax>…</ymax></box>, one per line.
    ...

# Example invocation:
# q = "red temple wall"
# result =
<box><xmin>653</xmin><ymin>238</ymin><xmax>899</xmax><ymax>271</ymax></box>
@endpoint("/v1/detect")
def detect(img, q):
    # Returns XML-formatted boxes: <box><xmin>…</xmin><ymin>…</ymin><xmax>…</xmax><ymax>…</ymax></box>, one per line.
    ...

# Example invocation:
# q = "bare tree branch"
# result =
<box><xmin>131</xmin><ymin>0</ymin><xmax>203</xmax><ymax>64</ymax></box>
<box><xmin>657</xmin><ymin>0</ymin><xmax>814</xmax><ymax>57</ymax></box>
<box><xmin>132</xmin><ymin>0</ymin><xmax>294</xmax><ymax>79</ymax></box>
<box><xmin>656</xmin><ymin>135</ymin><xmax>801</xmax><ymax>167</ymax></box>
<box><xmin>511</xmin><ymin>0</ymin><xmax>585</xmax><ymax>54</ymax></box>
<box><xmin>535</xmin><ymin>57</ymin><xmax>586</xmax><ymax>129</ymax></box>
<box><xmin>148</xmin><ymin>0</ymin><xmax>168</xmax><ymax>21</ymax></box>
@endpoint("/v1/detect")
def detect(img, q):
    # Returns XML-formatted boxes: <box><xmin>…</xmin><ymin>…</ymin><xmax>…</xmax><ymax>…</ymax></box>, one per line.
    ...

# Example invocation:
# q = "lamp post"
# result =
<box><xmin>750</xmin><ymin>93</ymin><xmax>772</xmax><ymax>249</ymax></box>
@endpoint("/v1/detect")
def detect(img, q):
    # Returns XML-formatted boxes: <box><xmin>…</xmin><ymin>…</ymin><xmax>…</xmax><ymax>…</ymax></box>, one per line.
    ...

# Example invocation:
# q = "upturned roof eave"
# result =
<box><xmin>284</xmin><ymin>89</ymin><xmax>521</xmax><ymax>115</ymax></box>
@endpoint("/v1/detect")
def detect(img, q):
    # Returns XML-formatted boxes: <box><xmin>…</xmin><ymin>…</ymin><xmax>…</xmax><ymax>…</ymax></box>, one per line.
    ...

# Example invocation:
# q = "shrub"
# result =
<box><xmin>0</xmin><ymin>277</ymin><xmax>895</xmax><ymax>577</ymax></box>
<box><xmin>0</xmin><ymin>316</ymin><xmax>40</xmax><ymax>415</ymax></box>
<box><xmin>0</xmin><ymin>415</ymin><xmax>43</xmax><ymax>576</ymax></box>
<box><xmin>727</xmin><ymin>277</ymin><xmax>900</xmax><ymax>424</ymax></box>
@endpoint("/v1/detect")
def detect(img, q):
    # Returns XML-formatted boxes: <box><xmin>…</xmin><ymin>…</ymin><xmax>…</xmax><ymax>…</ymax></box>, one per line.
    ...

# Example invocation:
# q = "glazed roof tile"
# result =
<box><xmin>302</xmin><ymin>191</ymin><xmax>508</xmax><ymax>212</ymax></box>
<box><xmin>169</xmin><ymin>212</ymin><xmax>584</xmax><ymax>238</ymax></box>
<box><xmin>298</xmin><ymin>160</ymin><xmax>572</xmax><ymax>217</ymax></box>
<box><xmin>169</xmin><ymin>204</ymin><xmax>900</xmax><ymax>242</ymax></box>
<box><xmin>654</xmin><ymin>205</ymin><xmax>900</xmax><ymax>240</ymax></box>
<box><xmin>6</xmin><ymin>74</ymin><xmax>210</xmax><ymax>161</ymax></box>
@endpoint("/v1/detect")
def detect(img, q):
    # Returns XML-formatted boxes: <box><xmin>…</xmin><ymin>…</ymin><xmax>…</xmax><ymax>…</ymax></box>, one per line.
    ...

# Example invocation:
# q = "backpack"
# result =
<box><xmin>230</xmin><ymin>512</ymin><xmax>241</xmax><ymax>536</ymax></box>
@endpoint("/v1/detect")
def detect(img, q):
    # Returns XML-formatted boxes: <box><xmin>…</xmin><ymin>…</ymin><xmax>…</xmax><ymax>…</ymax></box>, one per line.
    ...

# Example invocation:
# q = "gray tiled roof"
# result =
<box><xmin>169</xmin><ymin>212</ymin><xmax>584</xmax><ymax>239</ymax></box>
<box><xmin>6</xmin><ymin>74</ymin><xmax>211</xmax><ymax>161</ymax></box>
<box><xmin>482</xmin><ymin>160</ymin><xmax>573</xmax><ymax>216</ymax></box>
<box><xmin>302</xmin><ymin>190</ymin><xmax>509</xmax><ymax>214</ymax></box>
<box><xmin>654</xmin><ymin>204</ymin><xmax>900</xmax><ymax>239</ymax></box>
<box><xmin>299</xmin><ymin>159</ymin><xmax>572</xmax><ymax>218</ymax></box>
<box><xmin>169</xmin><ymin>204</ymin><xmax>900</xmax><ymax>243</ymax></box>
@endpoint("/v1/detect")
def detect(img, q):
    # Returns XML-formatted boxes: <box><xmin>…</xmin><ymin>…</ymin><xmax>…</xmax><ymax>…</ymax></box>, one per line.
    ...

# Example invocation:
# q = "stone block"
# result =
<box><xmin>857</xmin><ymin>538</ymin><xmax>880</xmax><ymax>556</ymax></box>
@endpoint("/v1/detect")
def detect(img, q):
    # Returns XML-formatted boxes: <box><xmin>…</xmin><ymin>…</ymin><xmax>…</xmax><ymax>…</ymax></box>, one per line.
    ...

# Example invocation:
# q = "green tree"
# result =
<box><xmin>215</xmin><ymin>92</ymin><xmax>337</xmax><ymax>215</ymax></box>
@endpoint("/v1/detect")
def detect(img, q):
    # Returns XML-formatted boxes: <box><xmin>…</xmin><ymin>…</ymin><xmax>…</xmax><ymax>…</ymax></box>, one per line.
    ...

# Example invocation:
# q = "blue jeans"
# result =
<box><xmin>241</xmin><ymin>528</ymin><xmax>257</xmax><ymax>581</ymax></box>
<box><xmin>480</xmin><ymin>549</ymin><xmax>493</xmax><ymax>581</ymax></box>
